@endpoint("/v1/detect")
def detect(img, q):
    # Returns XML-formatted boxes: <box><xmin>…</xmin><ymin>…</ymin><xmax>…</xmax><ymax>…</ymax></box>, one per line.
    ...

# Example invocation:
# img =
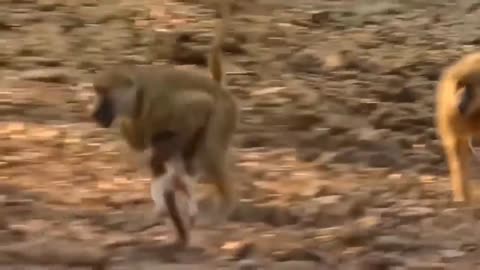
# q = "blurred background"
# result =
<box><xmin>0</xmin><ymin>0</ymin><xmax>479</xmax><ymax>269</ymax></box>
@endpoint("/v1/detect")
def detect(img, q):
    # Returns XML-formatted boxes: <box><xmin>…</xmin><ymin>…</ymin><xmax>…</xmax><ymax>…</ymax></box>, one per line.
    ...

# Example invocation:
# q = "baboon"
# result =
<box><xmin>90</xmin><ymin>0</ymin><xmax>237</xmax><ymax>247</ymax></box>
<box><xmin>436</xmin><ymin>52</ymin><xmax>480</xmax><ymax>204</ymax></box>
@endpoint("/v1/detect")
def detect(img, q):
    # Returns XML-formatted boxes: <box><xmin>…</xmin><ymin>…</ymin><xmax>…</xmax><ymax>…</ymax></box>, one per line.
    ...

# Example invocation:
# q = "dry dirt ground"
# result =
<box><xmin>3</xmin><ymin>0</ymin><xmax>480</xmax><ymax>269</ymax></box>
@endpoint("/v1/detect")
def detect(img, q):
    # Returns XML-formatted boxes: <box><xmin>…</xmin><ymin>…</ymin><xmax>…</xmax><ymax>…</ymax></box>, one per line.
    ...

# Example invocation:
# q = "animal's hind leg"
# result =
<box><xmin>150</xmin><ymin>134</ymin><xmax>198</xmax><ymax>247</ymax></box>
<box><xmin>150</xmin><ymin>158</ymin><xmax>195</xmax><ymax>247</ymax></box>
<box><xmin>199</xmin><ymin>104</ymin><xmax>237</xmax><ymax>223</ymax></box>
<box><xmin>443</xmin><ymin>135</ymin><xmax>472</xmax><ymax>203</ymax></box>
<box><xmin>170</xmin><ymin>158</ymin><xmax>198</xmax><ymax>229</ymax></box>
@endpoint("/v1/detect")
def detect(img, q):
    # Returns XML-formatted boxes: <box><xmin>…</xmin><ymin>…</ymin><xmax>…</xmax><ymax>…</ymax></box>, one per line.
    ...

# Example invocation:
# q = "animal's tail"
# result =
<box><xmin>208</xmin><ymin>0</ymin><xmax>229</xmax><ymax>85</ymax></box>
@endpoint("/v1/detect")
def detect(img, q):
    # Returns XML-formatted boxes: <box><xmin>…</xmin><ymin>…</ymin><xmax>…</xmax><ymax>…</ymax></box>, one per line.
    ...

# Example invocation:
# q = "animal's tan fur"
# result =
<box><xmin>436</xmin><ymin>52</ymin><xmax>480</xmax><ymax>203</ymax></box>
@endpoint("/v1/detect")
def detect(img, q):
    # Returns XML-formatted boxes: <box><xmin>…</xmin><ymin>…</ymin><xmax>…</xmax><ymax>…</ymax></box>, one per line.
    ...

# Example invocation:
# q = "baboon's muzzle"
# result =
<box><xmin>92</xmin><ymin>98</ymin><xmax>114</xmax><ymax>128</ymax></box>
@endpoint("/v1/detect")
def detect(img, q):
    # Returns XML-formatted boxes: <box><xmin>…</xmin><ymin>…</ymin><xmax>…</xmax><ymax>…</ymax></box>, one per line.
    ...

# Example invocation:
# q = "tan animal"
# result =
<box><xmin>436</xmin><ymin>52</ymin><xmax>480</xmax><ymax>204</ymax></box>
<box><xmin>90</xmin><ymin>0</ymin><xmax>237</xmax><ymax>247</ymax></box>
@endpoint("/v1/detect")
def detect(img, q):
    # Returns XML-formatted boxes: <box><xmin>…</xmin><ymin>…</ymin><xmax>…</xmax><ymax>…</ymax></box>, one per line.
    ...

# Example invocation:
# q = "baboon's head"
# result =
<box><xmin>457</xmin><ymin>76</ymin><xmax>480</xmax><ymax>117</ymax></box>
<box><xmin>91</xmin><ymin>67</ymin><xmax>141</xmax><ymax>128</ymax></box>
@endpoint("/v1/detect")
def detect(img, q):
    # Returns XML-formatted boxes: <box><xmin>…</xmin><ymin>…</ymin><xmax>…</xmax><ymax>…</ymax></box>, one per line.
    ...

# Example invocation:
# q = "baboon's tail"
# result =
<box><xmin>208</xmin><ymin>0</ymin><xmax>229</xmax><ymax>85</ymax></box>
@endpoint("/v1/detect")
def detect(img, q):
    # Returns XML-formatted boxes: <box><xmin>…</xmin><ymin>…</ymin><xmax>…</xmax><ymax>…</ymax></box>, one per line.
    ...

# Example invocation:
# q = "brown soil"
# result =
<box><xmin>1</xmin><ymin>0</ymin><xmax>480</xmax><ymax>269</ymax></box>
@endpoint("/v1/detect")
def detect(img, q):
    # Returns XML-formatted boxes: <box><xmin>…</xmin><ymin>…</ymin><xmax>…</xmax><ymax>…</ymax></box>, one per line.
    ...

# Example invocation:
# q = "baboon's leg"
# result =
<box><xmin>150</xmin><ymin>164</ymin><xmax>173</xmax><ymax>216</ymax></box>
<box><xmin>150</xmin><ymin>135</ymin><xmax>198</xmax><ymax>247</ymax></box>
<box><xmin>149</xmin><ymin>92</ymin><xmax>213</xmax><ymax>239</ymax></box>
<box><xmin>200</xmin><ymin>103</ymin><xmax>237</xmax><ymax>221</ymax></box>
<box><xmin>167</xmin><ymin>91</ymin><xmax>213</xmax><ymax>176</ymax></box>
<box><xmin>149</xmin><ymin>130</ymin><xmax>181</xmax><ymax>217</ymax></box>
<box><xmin>182</xmin><ymin>127</ymin><xmax>205</xmax><ymax>176</ymax></box>
<box><xmin>163</xmin><ymin>173</ymin><xmax>194</xmax><ymax>247</ymax></box>
<box><xmin>444</xmin><ymin>136</ymin><xmax>472</xmax><ymax>203</ymax></box>
<box><xmin>170</xmin><ymin>158</ymin><xmax>198</xmax><ymax>227</ymax></box>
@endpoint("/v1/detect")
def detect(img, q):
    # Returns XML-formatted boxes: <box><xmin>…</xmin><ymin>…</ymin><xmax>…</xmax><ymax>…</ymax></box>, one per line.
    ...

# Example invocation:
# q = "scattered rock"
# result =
<box><xmin>337</xmin><ymin>216</ymin><xmax>381</xmax><ymax>245</ymax></box>
<box><xmin>237</xmin><ymin>258</ymin><xmax>261</xmax><ymax>270</ymax></box>
<box><xmin>317</xmin><ymin>148</ymin><xmax>360</xmax><ymax>165</ymax></box>
<box><xmin>18</xmin><ymin>68</ymin><xmax>73</xmax><ymax>83</ymax></box>
<box><xmin>378</xmin><ymin>87</ymin><xmax>416</xmax><ymax>103</ymax></box>
<box><xmin>398</xmin><ymin>207</ymin><xmax>435</xmax><ymax>220</ymax></box>
<box><xmin>322</xmin><ymin>50</ymin><xmax>357</xmax><ymax>71</ymax></box>
<box><xmin>288</xmin><ymin>112</ymin><xmax>323</xmax><ymax>131</ymax></box>
<box><xmin>102</xmin><ymin>234</ymin><xmax>138</xmax><ymax>248</ymax></box>
<box><xmin>366</xmin><ymin>152</ymin><xmax>400</xmax><ymax>168</ymax></box>
<box><xmin>356</xmin><ymin>128</ymin><xmax>389</xmax><ymax>148</ymax></box>
<box><xmin>223</xmin><ymin>37</ymin><xmax>246</xmax><ymax>54</ymax></box>
<box><xmin>36</xmin><ymin>0</ymin><xmax>61</xmax><ymax>11</ymax></box>
<box><xmin>289</xmin><ymin>49</ymin><xmax>322</xmax><ymax>73</ymax></box>
<box><xmin>222</xmin><ymin>240</ymin><xmax>256</xmax><ymax>261</ymax></box>
<box><xmin>311</xmin><ymin>10</ymin><xmax>332</xmax><ymax>24</ymax></box>
<box><xmin>439</xmin><ymin>249</ymin><xmax>465</xmax><ymax>261</ymax></box>
<box><xmin>406</xmin><ymin>261</ymin><xmax>446</xmax><ymax>270</ymax></box>
<box><xmin>272</xmin><ymin>246</ymin><xmax>326</xmax><ymax>262</ymax></box>
<box><xmin>372</xmin><ymin>236</ymin><xmax>419</xmax><ymax>252</ymax></box>
<box><xmin>356</xmin><ymin>253</ymin><xmax>404</xmax><ymax>270</ymax></box>
<box><xmin>2</xmin><ymin>1</ymin><xmax>480</xmax><ymax>269</ymax></box>
<box><xmin>270</xmin><ymin>261</ymin><xmax>320</xmax><ymax>270</ymax></box>
<box><xmin>0</xmin><ymin>238</ymin><xmax>110</xmax><ymax>269</ymax></box>
<box><xmin>313</xmin><ymin>195</ymin><xmax>342</xmax><ymax>206</ymax></box>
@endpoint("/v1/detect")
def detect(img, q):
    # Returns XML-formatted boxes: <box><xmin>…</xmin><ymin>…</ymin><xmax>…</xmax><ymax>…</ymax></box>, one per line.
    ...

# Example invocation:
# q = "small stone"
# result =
<box><xmin>288</xmin><ymin>112</ymin><xmax>322</xmax><ymax>131</ymax></box>
<box><xmin>272</xmin><ymin>247</ymin><xmax>326</xmax><ymax>262</ymax></box>
<box><xmin>288</xmin><ymin>49</ymin><xmax>322</xmax><ymax>73</ymax></box>
<box><xmin>439</xmin><ymin>249</ymin><xmax>465</xmax><ymax>261</ymax></box>
<box><xmin>36</xmin><ymin>0</ymin><xmax>61</xmax><ymax>11</ymax></box>
<box><xmin>324</xmin><ymin>114</ymin><xmax>358</xmax><ymax>133</ymax></box>
<box><xmin>29</xmin><ymin>127</ymin><xmax>60</xmax><ymax>141</ymax></box>
<box><xmin>311</xmin><ymin>10</ymin><xmax>331</xmax><ymax>24</ymax></box>
<box><xmin>356</xmin><ymin>216</ymin><xmax>381</xmax><ymax>230</ymax></box>
<box><xmin>431</xmin><ymin>209</ymin><xmax>463</xmax><ymax>229</ymax></box>
<box><xmin>406</xmin><ymin>261</ymin><xmax>446</xmax><ymax>270</ymax></box>
<box><xmin>356</xmin><ymin>253</ymin><xmax>404</xmax><ymax>270</ymax></box>
<box><xmin>366</xmin><ymin>152</ymin><xmax>399</xmax><ymax>168</ymax></box>
<box><xmin>313</xmin><ymin>195</ymin><xmax>342</xmax><ymax>206</ymax></box>
<box><xmin>318</xmin><ymin>148</ymin><xmax>359</xmax><ymax>165</ymax></box>
<box><xmin>221</xmin><ymin>240</ymin><xmax>256</xmax><ymax>260</ymax></box>
<box><xmin>8</xmin><ymin>224</ymin><xmax>29</xmax><ymax>236</ymax></box>
<box><xmin>19</xmin><ymin>68</ymin><xmax>72</xmax><ymax>83</ymax></box>
<box><xmin>373</xmin><ymin>235</ymin><xmax>416</xmax><ymax>251</ymax></box>
<box><xmin>237</xmin><ymin>258</ymin><xmax>260</xmax><ymax>270</ymax></box>
<box><xmin>270</xmin><ymin>261</ymin><xmax>319</xmax><ymax>270</ymax></box>
<box><xmin>337</xmin><ymin>216</ymin><xmax>380</xmax><ymax>246</ymax></box>
<box><xmin>342</xmin><ymin>246</ymin><xmax>369</xmax><ymax>258</ymax></box>
<box><xmin>398</xmin><ymin>207</ymin><xmax>435</xmax><ymax>219</ymax></box>
<box><xmin>357</xmin><ymin>128</ymin><xmax>389</xmax><ymax>145</ymax></box>
<box><xmin>322</xmin><ymin>50</ymin><xmax>356</xmax><ymax>71</ymax></box>
<box><xmin>4</xmin><ymin>122</ymin><xmax>26</xmax><ymax>133</ymax></box>
<box><xmin>103</xmin><ymin>234</ymin><xmax>137</xmax><ymax>248</ymax></box>
<box><xmin>223</xmin><ymin>37</ymin><xmax>246</xmax><ymax>54</ymax></box>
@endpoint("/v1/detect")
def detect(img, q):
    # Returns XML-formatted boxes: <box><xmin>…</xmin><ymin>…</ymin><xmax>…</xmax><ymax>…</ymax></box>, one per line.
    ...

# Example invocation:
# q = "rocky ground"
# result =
<box><xmin>2</xmin><ymin>0</ymin><xmax>480</xmax><ymax>269</ymax></box>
